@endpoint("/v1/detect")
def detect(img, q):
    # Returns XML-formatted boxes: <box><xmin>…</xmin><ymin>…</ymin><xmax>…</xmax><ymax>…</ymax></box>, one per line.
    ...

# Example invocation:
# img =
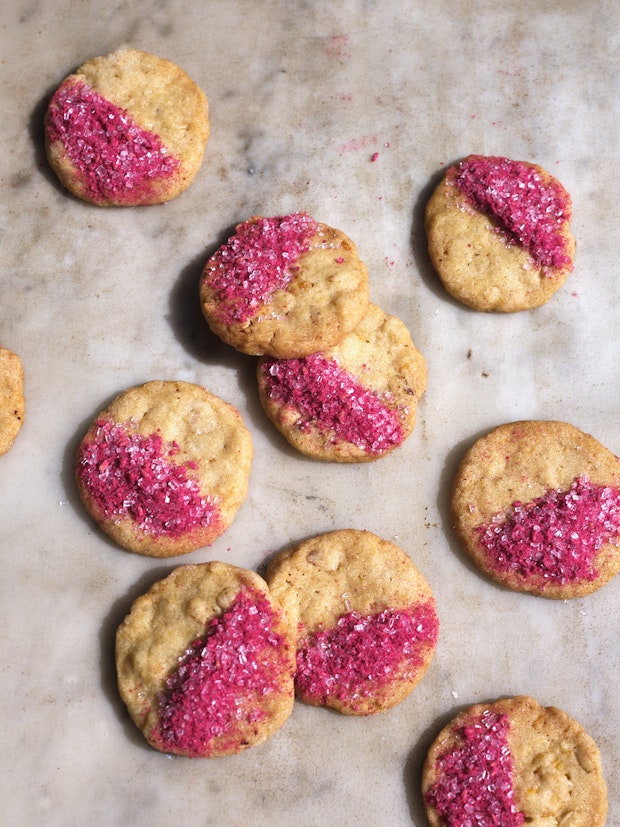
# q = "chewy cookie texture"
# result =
<box><xmin>0</xmin><ymin>347</ymin><xmax>25</xmax><ymax>456</ymax></box>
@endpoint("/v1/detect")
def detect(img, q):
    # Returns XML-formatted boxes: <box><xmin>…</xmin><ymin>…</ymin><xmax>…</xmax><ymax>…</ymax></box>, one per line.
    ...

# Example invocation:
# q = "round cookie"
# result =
<box><xmin>0</xmin><ymin>347</ymin><xmax>25</xmax><ymax>456</ymax></box>
<box><xmin>422</xmin><ymin>695</ymin><xmax>608</xmax><ymax>827</ymax></box>
<box><xmin>199</xmin><ymin>212</ymin><xmax>370</xmax><ymax>358</ymax></box>
<box><xmin>451</xmin><ymin>420</ymin><xmax>620</xmax><ymax>598</ymax></box>
<box><xmin>425</xmin><ymin>155</ymin><xmax>575</xmax><ymax>311</ymax></box>
<box><xmin>45</xmin><ymin>48</ymin><xmax>209</xmax><ymax>206</ymax></box>
<box><xmin>257</xmin><ymin>303</ymin><xmax>427</xmax><ymax>462</ymax></box>
<box><xmin>75</xmin><ymin>380</ymin><xmax>252</xmax><ymax>557</ymax></box>
<box><xmin>116</xmin><ymin>561</ymin><xmax>296</xmax><ymax>758</ymax></box>
<box><xmin>265</xmin><ymin>529</ymin><xmax>439</xmax><ymax>715</ymax></box>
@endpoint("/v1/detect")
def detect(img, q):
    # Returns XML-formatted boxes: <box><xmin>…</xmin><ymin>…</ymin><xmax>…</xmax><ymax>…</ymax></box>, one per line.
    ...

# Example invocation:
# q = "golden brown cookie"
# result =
<box><xmin>199</xmin><ymin>213</ymin><xmax>370</xmax><ymax>358</ymax></box>
<box><xmin>265</xmin><ymin>529</ymin><xmax>439</xmax><ymax>715</ymax></box>
<box><xmin>0</xmin><ymin>347</ymin><xmax>25</xmax><ymax>455</ymax></box>
<box><xmin>422</xmin><ymin>696</ymin><xmax>608</xmax><ymax>827</ymax></box>
<box><xmin>257</xmin><ymin>303</ymin><xmax>427</xmax><ymax>462</ymax></box>
<box><xmin>75</xmin><ymin>380</ymin><xmax>252</xmax><ymax>557</ymax></box>
<box><xmin>451</xmin><ymin>420</ymin><xmax>620</xmax><ymax>598</ymax></box>
<box><xmin>425</xmin><ymin>155</ymin><xmax>575</xmax><ymax>311</ymax></box>
<box><xmin>45</xmin><ymin>48</ymin><xmax>209</xmax><ymax>206</ymax></box>
<box><xmin>116</xmin><ymin>561</ymin><xmax>296</xmax><ymax>758</ymax></box>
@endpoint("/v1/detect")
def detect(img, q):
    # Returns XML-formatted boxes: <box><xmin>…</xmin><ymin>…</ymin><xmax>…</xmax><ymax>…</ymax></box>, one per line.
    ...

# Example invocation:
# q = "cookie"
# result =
<box><xmin>116</xmin><ymin>561</ymin><xmax>296</xmax><ymax>758</ymax></box>
<box><xmin>257</xmin><ymin>303</ymin><xmax>427</xmax><ymax>462</ymax></box>
<box><xmin>265</xmin><ymin>529</ymin><xmax>439</xmax><ymax>715</ymax></box>
<box><xmin>199</xmin><ymin>213</ymin><xmax>370</xmax><ymax>358</ymax></box>
<box><xmin>0</xmin><ymin>347</ymin><xmax>25</xmax><ymax>456</ymax></box>
<box><xmin>451</xmin><ymin>420</ymin><xmax>620</xmax><ymax>598</ymax></box>
<box><xmin>422</xmin><ymin>695</ymin><xmax>608</xmax><ymax>827</ymax></box>
<box><xmin>425</xmin><ymin>155</ymin><xmax>575</xmax><ymax>311</ymax></box>
<box><xmin>75</xmin><ymin>380</ymin><xmax>252</xmax><ymax>557</ymax></box>
<box><xmin>45</xmin><ymin>48</ymin><xmax>209</xmax><ymax>206</ymax></box>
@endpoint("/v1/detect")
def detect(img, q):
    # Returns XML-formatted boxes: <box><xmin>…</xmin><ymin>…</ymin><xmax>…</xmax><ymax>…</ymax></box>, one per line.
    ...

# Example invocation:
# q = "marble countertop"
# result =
<box><xmin>2</xmin><ymin>1</ymin><xmax>619</xmax><ymax>824</ymax></box>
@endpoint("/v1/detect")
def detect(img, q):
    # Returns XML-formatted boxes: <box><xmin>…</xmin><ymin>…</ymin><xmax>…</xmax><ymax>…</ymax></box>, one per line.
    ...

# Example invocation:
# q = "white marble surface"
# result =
<box><xmin>1</xmin><ymin>1</ymin><xmax>619</xmax><ymax>825</ymax></box>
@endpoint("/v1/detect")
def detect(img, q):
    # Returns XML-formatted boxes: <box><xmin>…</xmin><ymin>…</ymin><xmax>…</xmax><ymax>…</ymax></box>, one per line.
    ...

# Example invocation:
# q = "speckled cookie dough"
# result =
<box><xmin>0</xmin><ymin>347</ymin><xmax>25</xmax><ymax>456</ymax></box>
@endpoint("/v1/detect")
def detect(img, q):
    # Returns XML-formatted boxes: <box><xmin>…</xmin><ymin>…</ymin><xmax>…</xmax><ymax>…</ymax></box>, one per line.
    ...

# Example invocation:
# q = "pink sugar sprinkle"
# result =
<box><xmin>476</xmin><ymin>476</ymin><xmax>620</xmax><ymax>587</ymax></box>
<box><xmin>46</xmin><ymin>81</ymin><xmax>179</xmax><ymax>204</ymax></box>
<box><xmin>451</xmin><ymin>155</ymin><xmax>572</xmax><ymax>270</ymax></box>
<box><xmin>424</xmin><ymin>710</ymin><xmax>524</xmax><ymax>826</ymax></box>
<box><xmin>295</xmin><ymin>601</ymin><xmax>438</xmax><ymax>708</ymax></box>
<box><xmin>157</xmin><ymin>588</ymin><xmax>288</xmax><ymax>756</ymax></box>
<box><xmin>76</xmin><ymin>419</ymin><xmax>220</xmax><ymax>538</ymax></box>
<box><xmin>203</xmin><ymin>213</ymin><xmax>318</xmax><ymax>325</ymax></box>
<box><xmin>261</xmin><ymin>353</ymin><xmax>404</xmax><ymax>455</ymax></box>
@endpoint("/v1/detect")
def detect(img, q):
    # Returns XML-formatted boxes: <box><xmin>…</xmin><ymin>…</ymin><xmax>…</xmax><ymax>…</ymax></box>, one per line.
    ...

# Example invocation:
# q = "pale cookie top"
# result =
<box><xmin>422</xmin><ymin>696</ymin><xmax>608</xmax><ymax>827</ymax></box>
<box><xmin>115</xmin><ymin>561</ymin><xmax>296</xmax><ymax>758</ymax></box>
<box><xmin>199</xmin><ymin>213</ymin><xmax>370</xmax><ymax>358</ymax></box>
<box><xmin>75</xmin><ymin>380</ymin><xmax>253</xmax><ymax>557</ymax></box>
<box><xmin>451</xmin><ymin>420</ymin><xmax>620</xmax><ymax>598</ymax></box>
<box><xmin>425</xmin><ymin>155</ymin><xmax>575</xmax><ymax>312</ymax></box>
<box><xmin>0</xmin><ymin>348</ymin><xmax>25</xmax><ymax>456</ymax></box>
<box><xmin>257</xmin><ymin>302</ymin><xmax>427</xmax><ymax>462</ymax></box>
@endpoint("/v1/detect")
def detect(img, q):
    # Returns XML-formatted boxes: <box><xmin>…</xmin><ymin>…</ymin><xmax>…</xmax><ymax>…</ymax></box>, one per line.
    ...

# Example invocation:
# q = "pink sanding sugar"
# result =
<box><xmin>46</xmin><ymin>81</ymin><xmax>179</xmax><ymax>204</ymax></box>
<box><xmin>157</xmin><ymin>588</ymin><xmax>289</xmax><ymax>757</ymax></box>
<box><xmin>203</xmin><ymin>213</ymin><xmax>318</xmax><ymax>324</ymax></box>
<box><xmin>76</xmin><ymin>418</ymin><xmax>220</xmax><ymax>538</ymax></box>
<box><xmin>424</xmin><ymin>710</ymin><xmax>524</xmax><ymax>827</ymax></box>
<box><xmin>476</xmin><ymin>475</ymin><xmax>620</xmax><ymax>587</ymax></box>
<box><xmin>261</xmin><ymin>353</ymin><xmax>404</xmax><ymax>455</ymax></box>
<box><xmin>295</xmin><ymin>601</ymin><xmax>438</xmax><ymax>708</ymax></box>
<box><xmin>451</xmin><ymin>155</ymin><xmax>572</xmax><ymax>270</ymax></box>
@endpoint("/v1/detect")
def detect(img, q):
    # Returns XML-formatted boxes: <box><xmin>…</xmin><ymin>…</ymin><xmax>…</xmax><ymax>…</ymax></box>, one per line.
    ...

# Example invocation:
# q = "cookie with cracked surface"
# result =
<box><xmin>451</xmin><ymin>420</ymin><xmax>620</xmax><ymax>598</ymax></box>
<box><xmin>75</xmin><ymin>380</ymin><xmax>252</xmax><ymax>557</ymax></box>
<box><xmin>265</xmin><ymin>529</ymin><xmax>439</xmax><ymax>715</ymax></box>
<box><xmin>0</xmin><ymin>347</ymin><xmax>25</xmax><ymax>456</ymax></box>
<box><xmin>425</xmin><ymin>155</ymin><xmax>575</xmax><ymax>311</ymax></box>
<box><xmin>45</xmin><ymin>48</ymin><xmax>209</xmax><ymax>206</ymax></box>
<box><xmin>199</xmin><ymin>212</ymin><xmax>370</xmax><ymax>358</ymax></box>
<box><xmin>422</xmin><ymin>695</ymin><xmax>608</xmax><ymax>827</ymax></box>
<box><xmin>116</xmin><ymin>561</ymin><xmax>296</xmax><ymax>758</ymax></box>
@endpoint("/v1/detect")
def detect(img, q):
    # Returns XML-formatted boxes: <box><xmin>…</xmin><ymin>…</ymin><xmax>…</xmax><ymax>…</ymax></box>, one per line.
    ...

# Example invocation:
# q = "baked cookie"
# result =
<box><xmin>257</xmin><ymin>303</ymin><xmax>427</xmax><ymax>462</ymax></box>
<box><xmin>451</xmin><ymin>420</ymin><xmax>620</xmax><ymax>598</ymax></box>
<box><xmin>425</xmin><ymin>155</ymin><xmax>575</xmax><ymax>311</ymax></box>
<box><xmin>116</xmin><ymin>561</ymin><xmax>296</xmax><ymax>758</ymax></box>
<box><xmin>199</xmin><ymin>213</ymin><xmax>370</xmax><ymax>358</ymax></box>
<box><xmin>422</xmin><ymin>695</ymin><xmax>608</xmax><ymax>827</ymax></box>
<box><xmin>0</xmin><ymin>347</ymin><xmax>25</xmax><ymax>455</ymax></box>
<box><xmin>75</xmin><ymin>380</ymin><xmax>252</xmax><ymax>557</ymax></box>
<box><xmin>265</xmin><ymin>529</ymin><xmax>439</xmax><ymax>715</ymax></box>
<box><xmin>45</xmin><ymin>48</ymin><xmax>209</xmax><ymax>206</ymax></box>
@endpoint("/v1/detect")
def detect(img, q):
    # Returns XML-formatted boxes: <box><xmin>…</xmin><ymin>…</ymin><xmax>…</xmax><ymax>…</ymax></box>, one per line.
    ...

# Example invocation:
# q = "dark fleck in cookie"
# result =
<box><xmin>199</xmin><ymin>213</ymin><xmax>370</xmax><ymax>358</ymax></box>
<box><xmin>422</xmin><ymin>695</ymin><xmax>608</xmax><ymax>827</ymax></box>
<box><xmin>116</xmin><ymin>561</ymin><xmax>296</xmax><ymax>758</ymax></box>
<box><xmin>45</xmin><ymin>48</ymin><xmax>209</xmax><ymax>206</ymax></box>
<box><xmin>0</xmin><ymin>347</ymin><xmax>25</xmax><ymax>456</ymax></box>
<box><xmin>265</xmin><ymin>529</ymin><xmax>439</xmax><ymax>715</ymax></box>
<box><xmin>425</xmin><ymin>155</ymin><xmax>575</xmax><ymax>311</ymax></box>
<box><xmin>451</xmin><ymin>420</ymin><xmax>620</xmax><ymax>598</ymax></box>
<box><xmin>75</xmin><ymin>380</ymin><xmax>252</xmax><ymax>557</ymax></box>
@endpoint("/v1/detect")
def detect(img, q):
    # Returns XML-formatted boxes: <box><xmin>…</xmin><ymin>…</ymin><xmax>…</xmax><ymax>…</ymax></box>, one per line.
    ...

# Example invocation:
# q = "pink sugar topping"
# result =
<box><xmin>46</xmin><ymin>81</ymin><xmax>179</xmax><ymax>204</ymax></box>
<box><xmin>157</xmin><ymin>588</ymin><xmax>289</xmax><ymax>757</ymax></box>
<box><xmin>203</xmin><ymin>213</ymin><xmax>318</xmax><ymax>324</ymax></box>
<box><xmin>76</xmin><ymin>419</ymin><xmax>220</xmax><ymax>539</ymax></box>
<box><xmin>295</xmin><ymin>601</ymin><xmax>438</xmax><ymax>708</ymax></box>
<box><xmin>451</xmin><ymin>155</ymin><xmax>572</xmax><ymax>270</ymax></box>
<box><xmin>261</xmin><ymin>353</ymin><xmax>404</xmax><ymax>455</ymax></box>
<box><xmin>476</xmin><ymin>475</ymin><xmax>620</xmax><ymax>587</ymax></box>
<box><xmin>424</xmin><ymin>710</ymin><xmax>524</xmax><ymax>827</ymax></box>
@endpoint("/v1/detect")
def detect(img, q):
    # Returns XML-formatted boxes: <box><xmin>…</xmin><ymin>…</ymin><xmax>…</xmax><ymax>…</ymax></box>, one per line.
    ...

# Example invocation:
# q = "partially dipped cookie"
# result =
<box><xmin>257</xmin><ymin>303</ymin><xmax>427</xmax><ymax>462</ymax></box>
<box><xmin>425</xmin><ymin>155</ymin><xmax>575</xmax><ymax>311</ymax></box>
<box><xmin>265</xmin><ymin>529</ymin><xmax>439</xmax><ymax>715</ymax></box>
<box><xmin>76</xmin><ymin>381</ymin><xmax>252</xmax><ymax>557</ymax></box>
<box><xmin>451</xmin><ymin>420</ymin><xmax>620</xmax><ymax>598</ymax></box>
<box><xmin>0</xmin><ymin>347</ymin><xmax>25</xmax><ymax>456</ymax></box>
<box><xmin>199</xmin><ymin>213</ymin><xmax>370</xmax><ymax>358</ymax></box>
<box><xmin>45</xmin><ymin>48</ymin><xmax>209</xmax><ymax>206</ymax></box>
<box><xmin>116</xmin><ymin>562</ymin><xmax>296</xmax><ymax>757</ymax></box>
